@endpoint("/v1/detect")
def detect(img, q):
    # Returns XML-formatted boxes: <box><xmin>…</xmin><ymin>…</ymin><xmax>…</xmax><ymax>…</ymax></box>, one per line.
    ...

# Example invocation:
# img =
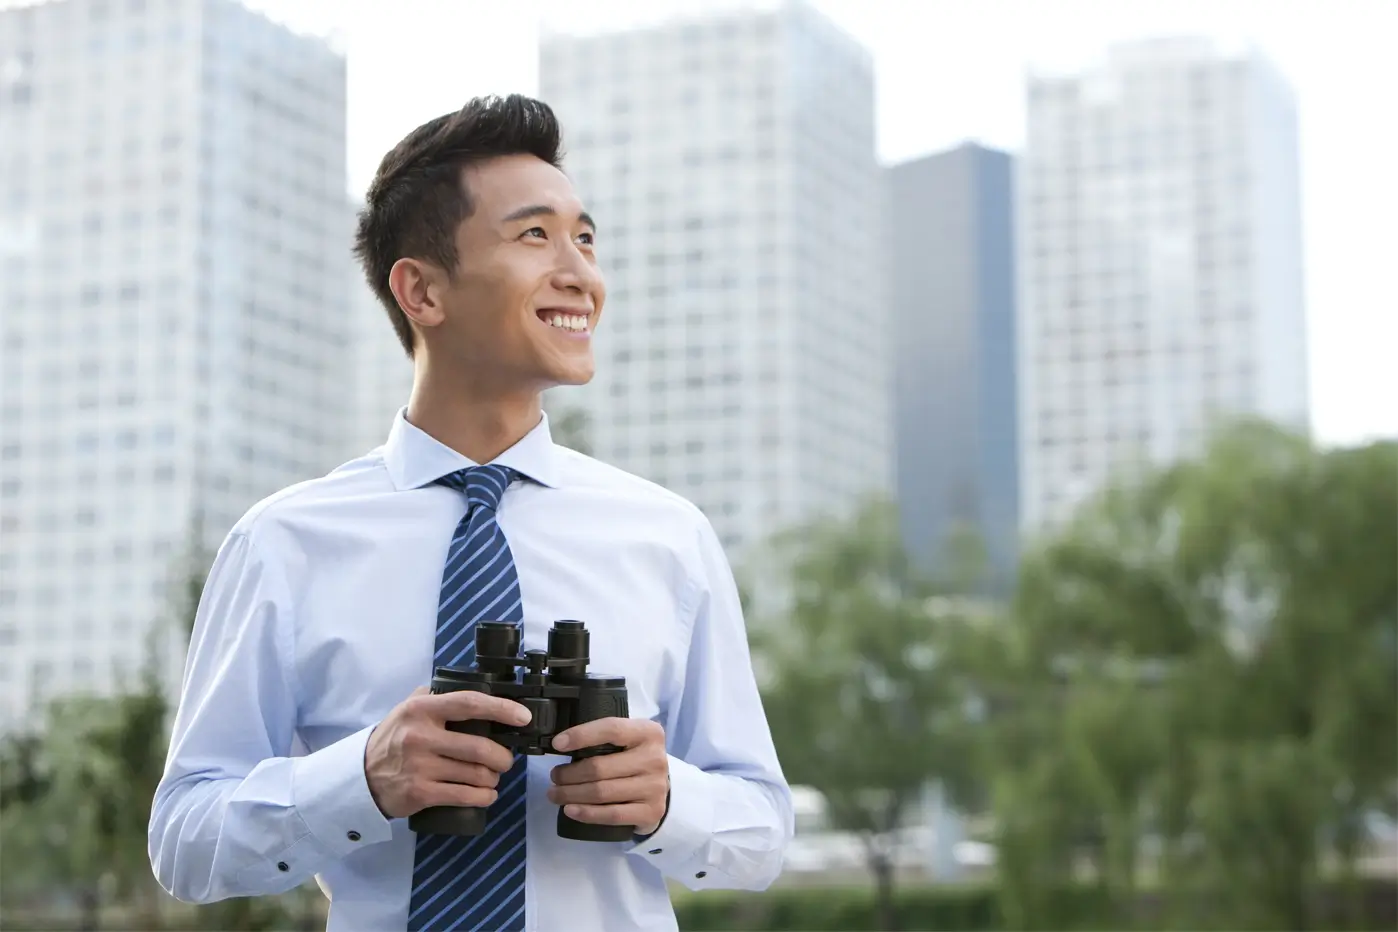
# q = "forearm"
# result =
<box><xmin>627</xmin><ymin>755</ymin><xmax>793</xmax><ymax>891</ymax></box>
<box><xmin>149</xmin><ymin>726</ymin><xmax>391</xmax><ymax>903</ymax></box>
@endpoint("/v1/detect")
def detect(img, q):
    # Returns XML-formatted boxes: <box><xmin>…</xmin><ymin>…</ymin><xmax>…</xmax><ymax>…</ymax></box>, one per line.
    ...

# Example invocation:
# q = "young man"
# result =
<box><xmin>148</xmin><ymin>95</ymin><xmax>793</xmax><ymax>931</ymax></box>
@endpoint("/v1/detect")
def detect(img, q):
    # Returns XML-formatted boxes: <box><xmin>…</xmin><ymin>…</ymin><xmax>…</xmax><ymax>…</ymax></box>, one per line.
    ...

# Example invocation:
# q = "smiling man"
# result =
<box><xmin>148</xmin><ymin>95</ymin><xmax>793</xmax><ymax>932</ymax></box>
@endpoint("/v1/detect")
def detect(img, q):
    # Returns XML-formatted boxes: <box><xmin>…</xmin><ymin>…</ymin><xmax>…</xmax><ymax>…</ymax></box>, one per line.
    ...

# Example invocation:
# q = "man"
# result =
<box><xmin>149</xmin><ymin>95</ymin><xmax>793</xmax><ymax>932</ymax></box>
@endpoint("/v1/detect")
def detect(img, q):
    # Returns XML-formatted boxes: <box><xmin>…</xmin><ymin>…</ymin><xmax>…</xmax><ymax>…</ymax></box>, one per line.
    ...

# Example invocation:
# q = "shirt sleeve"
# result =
<box><xmin>148</xmin><ymin>531</ymin><xmax>393</xmax><ymax>904</ymax></box>
<box><xmin>624</xmin><ymin>513</ymin><xmax>795</xmax><ymax>890</ymax></box>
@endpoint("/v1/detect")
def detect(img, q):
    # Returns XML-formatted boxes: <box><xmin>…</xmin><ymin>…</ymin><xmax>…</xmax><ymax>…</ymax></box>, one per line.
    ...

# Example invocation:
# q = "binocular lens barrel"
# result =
<box><xmin>474</xmin><ymin>622</ymin><xmax>520</xmax><ymax>676</ymax></box>
<box><xmin>547</xmin><ymin>620</ymin><xmax>588</xmax><ymax>671</ymax></box>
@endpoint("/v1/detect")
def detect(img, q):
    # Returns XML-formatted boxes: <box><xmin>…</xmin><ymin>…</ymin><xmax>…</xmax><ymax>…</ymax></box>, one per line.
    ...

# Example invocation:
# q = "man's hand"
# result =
<box><xmin>364</xmin><ymin>687</ymin><xmax>532</xmax><ymax>819</ymax></box>
<box><xmin>548</xmin><ymin>719</ymin><xmax>670</xmax><ymax>836</ymax></box>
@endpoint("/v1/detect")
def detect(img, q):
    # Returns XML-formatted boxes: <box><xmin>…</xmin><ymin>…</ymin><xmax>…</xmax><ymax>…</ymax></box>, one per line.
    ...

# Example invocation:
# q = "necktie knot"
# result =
<box><xmin>437</xmin><ymin>464</ymin><xmax>519</xmax><ymax>513</ymax></box>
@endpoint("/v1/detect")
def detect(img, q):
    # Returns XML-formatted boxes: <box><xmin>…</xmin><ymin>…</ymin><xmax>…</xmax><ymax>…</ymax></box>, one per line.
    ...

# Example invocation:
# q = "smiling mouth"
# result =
<box><xmin>536</xmin><ymin>309</ymin><xmax>591</xmax><ymax>334</ymax></box>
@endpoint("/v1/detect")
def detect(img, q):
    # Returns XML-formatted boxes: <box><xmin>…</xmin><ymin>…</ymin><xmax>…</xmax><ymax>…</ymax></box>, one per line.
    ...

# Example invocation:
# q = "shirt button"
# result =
<box><xmin>347</xmin><ymin>830</ymin><xmax>361</xmax><ymax>842</ymax></box>
<box><xmin>695</xmin><ymin>871</ymin><xmax>707</xmax><ymax>879</ymax></box>
<box><xmin>277</xmin><ymin>861</ymin><xmax>290</xmax><ymax>872</ymax></box>
<box><xmin>648</xmin><ymin>848</ymin><xmax>662</xmax><ymax>855</ymax></box>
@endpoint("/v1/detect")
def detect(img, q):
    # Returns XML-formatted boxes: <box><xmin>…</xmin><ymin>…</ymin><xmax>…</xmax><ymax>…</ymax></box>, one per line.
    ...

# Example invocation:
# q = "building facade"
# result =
<box><xmin>0</xmin><ymin>0</ymin><xmax>350</xmax><ymax>725</ymax></box>
<box><xmin>887</xmin><ymin>144</ymin><xmax>1019</xmax><ymax>590</ymax></box>
<box><xmin>1019</xmin><ymin>38</ymin><xmax>1309</xmax><ymax>529</ymax></box>
<box><xmin>538</xmin><ymin>0</ymin><xmax>889</xmax><ymax>557</ymax></box>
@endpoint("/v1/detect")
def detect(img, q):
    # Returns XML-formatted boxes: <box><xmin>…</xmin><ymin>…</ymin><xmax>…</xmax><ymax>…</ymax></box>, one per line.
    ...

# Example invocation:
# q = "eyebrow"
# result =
<box><xmin>501</xmin><ymin>204</ymin><xmax>597</xmax><ymax>232</ymax></box>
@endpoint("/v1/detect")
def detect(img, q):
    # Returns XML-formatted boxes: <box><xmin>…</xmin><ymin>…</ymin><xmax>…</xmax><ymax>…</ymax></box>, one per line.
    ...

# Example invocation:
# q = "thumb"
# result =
<box><xmin>411</xmin><ymin>685</ymin><xmax>431</xmax><ymax>697</ymax></box>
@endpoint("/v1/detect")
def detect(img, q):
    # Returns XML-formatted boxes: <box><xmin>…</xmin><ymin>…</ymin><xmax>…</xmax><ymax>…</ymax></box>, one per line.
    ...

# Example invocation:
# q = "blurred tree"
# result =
<box><xmin>549</xmin><ymin>404</ymin><xmax>592</xmax><ymax>456</ymax></box>
<box><xmin>753</xmin><ymin>497</ymin><xmax>984</xmax><ymax>931</ymax></box>
<box><xmin>977</xmin><ymin>419</ymin><xmax>1397</xmax><ymax>929</ymax></box>
<box><xmin>0</xmin><ymin>541</ymin><xmax>324</xmax><ymax>930</ymax></box>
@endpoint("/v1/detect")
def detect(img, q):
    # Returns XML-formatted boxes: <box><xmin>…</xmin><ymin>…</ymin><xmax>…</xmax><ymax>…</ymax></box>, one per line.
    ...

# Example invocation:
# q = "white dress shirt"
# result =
<box><xmin>149</xmin><ymin>409</ymin><xmax>793</xmax><ymax>931</ymax></box>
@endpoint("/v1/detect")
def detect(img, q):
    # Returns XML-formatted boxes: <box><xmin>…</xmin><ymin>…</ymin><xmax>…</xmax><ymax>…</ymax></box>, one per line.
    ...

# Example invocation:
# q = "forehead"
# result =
<box><xmin>462</xmin><ymin>154</ymin><xmax>582</xmax><ymax>218</ymax></box>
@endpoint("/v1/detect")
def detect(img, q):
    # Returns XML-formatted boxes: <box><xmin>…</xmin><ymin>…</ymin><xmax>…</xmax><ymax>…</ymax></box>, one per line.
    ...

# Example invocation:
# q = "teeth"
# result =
<box><xmin>548</xmin><ymin>313</ymin><xmax>588</xmax><ymax>332</ymax></box>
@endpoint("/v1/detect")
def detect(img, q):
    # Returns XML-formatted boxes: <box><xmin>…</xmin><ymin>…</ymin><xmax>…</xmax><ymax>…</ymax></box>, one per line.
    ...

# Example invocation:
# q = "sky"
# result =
<box><xmin>13</xmin><ymin>0</ymin><xmax>1394</xmax><ymax>446</ymax></box>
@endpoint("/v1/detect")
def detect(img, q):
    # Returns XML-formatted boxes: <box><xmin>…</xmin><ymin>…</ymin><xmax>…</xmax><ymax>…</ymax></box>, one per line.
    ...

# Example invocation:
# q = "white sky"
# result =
<box><xmin>29</xmin><ymin>0</ymin><xmax>1398</xmax><ymax>445</ymax></box>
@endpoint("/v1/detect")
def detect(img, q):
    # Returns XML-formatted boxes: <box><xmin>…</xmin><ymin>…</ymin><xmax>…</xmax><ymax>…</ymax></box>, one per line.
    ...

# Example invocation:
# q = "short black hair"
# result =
<box><xmin>353</xmin><ymin>94</ymin><xmax>564</xmax><ymax>357</ymax></box>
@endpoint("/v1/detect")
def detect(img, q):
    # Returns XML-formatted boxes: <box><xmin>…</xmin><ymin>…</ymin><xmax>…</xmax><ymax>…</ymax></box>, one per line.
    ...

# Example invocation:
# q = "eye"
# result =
<box><xmin>576</xmin><ymin>231</ymin><xmax>595</xmax><ymax>247</ymax></box>
<box><xmin>522</xmin><ymin>227</ymin><xmax>547</xmax><ymax>240</ymax></box>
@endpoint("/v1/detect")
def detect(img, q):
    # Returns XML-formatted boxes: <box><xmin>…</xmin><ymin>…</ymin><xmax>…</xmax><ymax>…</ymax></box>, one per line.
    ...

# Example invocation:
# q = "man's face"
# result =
<box><xmin>421</xmin><ymin>154</ymin><xmax>604</xmax><ymax>391</ymax></box>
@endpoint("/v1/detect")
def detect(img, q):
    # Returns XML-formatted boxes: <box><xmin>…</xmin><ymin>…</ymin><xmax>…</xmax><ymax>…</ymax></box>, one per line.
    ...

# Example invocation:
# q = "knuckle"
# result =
<box><xmin>401</xmin><ymin>725</ymin><xmax>422</xmax><ymax>748</ymax></box>
<box><xmin>461</xmin><ymin>785</ymin><xmax>497</xmax><ymax>807</ymax></box>
<box><xmin>401</xmin><ymin>727</ymin><xmax>427</xmax><ymax>754</ymax></box>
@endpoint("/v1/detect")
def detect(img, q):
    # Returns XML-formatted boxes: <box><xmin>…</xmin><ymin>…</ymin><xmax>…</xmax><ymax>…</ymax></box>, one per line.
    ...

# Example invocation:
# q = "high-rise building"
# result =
<box><xmin>539</xmin><ymin>1</ymin><xmax>889</xmax><ymax>557</ymax></box>
<box><xmin>887</xmin><ymin>144</ymin><xmax>1019</xmax><ymax>590</ymax></box>
<box><xmin>0</xmin><ymin>0</ymin><xmax>350</xmax><ymax>726</ymax></box>
<box><xmin>1019</xmin><ymin>38</ymin><xmax>1308</xmax><ymax>529</ymax></box>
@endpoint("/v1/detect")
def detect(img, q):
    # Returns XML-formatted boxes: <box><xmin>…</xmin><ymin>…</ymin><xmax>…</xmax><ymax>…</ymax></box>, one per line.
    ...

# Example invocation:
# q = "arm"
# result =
<box><xmin>148</xmin><ymin>531</ymin><xmax>392</xmax><ymax>903</ymax></box>
<box><xmin>624</xmin><ymin>516</ymin><xmax>795</xmax><ymax>891</ymax></box>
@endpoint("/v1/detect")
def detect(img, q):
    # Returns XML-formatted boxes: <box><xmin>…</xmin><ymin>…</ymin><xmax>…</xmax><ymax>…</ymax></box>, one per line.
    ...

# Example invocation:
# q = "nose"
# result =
<box><xmin>550</xmin><ymin>241</ymin><xmax>604</xmax><ymax>301</ymax></box>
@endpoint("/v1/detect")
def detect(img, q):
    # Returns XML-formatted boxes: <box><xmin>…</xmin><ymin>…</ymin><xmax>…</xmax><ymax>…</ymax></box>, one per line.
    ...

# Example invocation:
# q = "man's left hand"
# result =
<box><xmin>548</xmin><ymin>718</ymin><xmax>670</xmax><ymax>836</ymax></box>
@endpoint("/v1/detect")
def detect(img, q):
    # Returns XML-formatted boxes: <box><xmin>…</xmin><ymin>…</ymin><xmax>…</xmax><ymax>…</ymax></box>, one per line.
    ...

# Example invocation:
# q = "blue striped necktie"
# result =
<box><xmin>408</xmin><ymin>464</ymin><xmax>527</xmax><ymax>932</ymax></box>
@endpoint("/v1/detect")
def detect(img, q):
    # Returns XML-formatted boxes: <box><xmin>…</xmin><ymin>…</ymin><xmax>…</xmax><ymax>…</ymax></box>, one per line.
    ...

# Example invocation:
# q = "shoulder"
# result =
<box><xmin>548</xmin><ymin>448</ymin><xmax>731</xmax><ymax>594</ymax></box>
<box><xmin>551</xmin><ymin>446</ymin><xmax>711</xmax><ymax>531</ymax></box>
<box><xmin>227</xmin><ymin>447</ymin><xmax>394</xmax><ymax>549</ymax></box>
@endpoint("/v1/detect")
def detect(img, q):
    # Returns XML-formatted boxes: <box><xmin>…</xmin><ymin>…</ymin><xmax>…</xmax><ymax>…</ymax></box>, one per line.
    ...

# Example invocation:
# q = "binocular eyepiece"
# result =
<box><xmin>407</xmin><ymin>619</ymin><xmax>632</xmax><ymax>843</ymax></box>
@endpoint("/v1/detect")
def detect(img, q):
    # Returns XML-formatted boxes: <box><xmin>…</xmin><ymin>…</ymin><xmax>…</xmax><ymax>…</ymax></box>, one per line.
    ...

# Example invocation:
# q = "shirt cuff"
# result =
<box><xmin>625</xmin><ymin>755</ymin><xmax>715</xmax><ymax>882</ymax></box>
<box><xmin>291</xmin><ymin>724</ymin><xmax>394</xmax><ymax>857</ymax></box>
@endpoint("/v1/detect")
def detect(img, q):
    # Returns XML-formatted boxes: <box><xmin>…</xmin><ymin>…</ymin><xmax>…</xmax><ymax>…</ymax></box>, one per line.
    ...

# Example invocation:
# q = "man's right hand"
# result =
<box><xmin>364</xmin><ymin>687</ymin><xmax>532</xmax><ymax>819</ymax></box>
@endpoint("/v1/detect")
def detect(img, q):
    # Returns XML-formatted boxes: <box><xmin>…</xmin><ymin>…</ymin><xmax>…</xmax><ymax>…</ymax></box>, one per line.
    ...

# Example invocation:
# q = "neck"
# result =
<box><xmin>404</xmin><ymin>358</ymin><xmax>545</xmax><ymax>466</ymax></box>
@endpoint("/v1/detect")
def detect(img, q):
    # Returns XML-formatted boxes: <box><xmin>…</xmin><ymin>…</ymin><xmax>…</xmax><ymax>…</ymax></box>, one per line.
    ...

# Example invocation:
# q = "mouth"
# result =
<box><xmin>535</xmin><ymin>308</ymin><xmax>592</xmax><ymax>337</ymax></box>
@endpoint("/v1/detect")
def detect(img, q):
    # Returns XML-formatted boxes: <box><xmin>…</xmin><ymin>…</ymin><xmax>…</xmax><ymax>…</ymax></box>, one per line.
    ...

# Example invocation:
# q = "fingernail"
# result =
<box><xmin>553</xmin><ymin>734</ymin><xmax>570</xmax><ymax>751</ymax></box>
<box><xmin>564</xmin><ymin>805</ymin><xmax>580</xmax><ymax>818</ymax></box>
<box><xmin>515</xmin><ymin>709</ymin><xmax>532</xmax><ymax>725</ymax></box>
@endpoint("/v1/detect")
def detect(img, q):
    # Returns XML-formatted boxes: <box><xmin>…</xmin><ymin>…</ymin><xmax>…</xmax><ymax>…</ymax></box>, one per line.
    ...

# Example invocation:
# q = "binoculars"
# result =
<box><xmin>407</xmin><ymin>619</ymin><xmax>632</xmax><ymax>843</ymax></box>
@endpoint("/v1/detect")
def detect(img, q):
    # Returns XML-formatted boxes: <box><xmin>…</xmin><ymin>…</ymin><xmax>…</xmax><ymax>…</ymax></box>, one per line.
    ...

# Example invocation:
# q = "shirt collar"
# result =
<box><xmin>383</xmin><ymin>407</ymin><xmax>562</xmax><ymax>491</ymax></box>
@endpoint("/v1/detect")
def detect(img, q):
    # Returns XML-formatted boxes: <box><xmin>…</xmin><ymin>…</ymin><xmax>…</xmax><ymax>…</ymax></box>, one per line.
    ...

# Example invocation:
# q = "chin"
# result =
<box><xmin>553</xmin><ymin>369</ymin><xmax>595</xmax><ymax>387</ymax></box>
<box><xmin>540</xmin><ymin>361</ymin><xmax>595</xmax><ymax>388</ymax></box>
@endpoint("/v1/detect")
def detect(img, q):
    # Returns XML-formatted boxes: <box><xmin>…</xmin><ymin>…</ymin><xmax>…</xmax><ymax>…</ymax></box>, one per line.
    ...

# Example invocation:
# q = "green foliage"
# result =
<box><xmin>752</xmin><ymin>497</ymin><xmax>987</xmax><ymax>926</ymax></box>
<box><xmin>975</xmin><ymin>420</ymin><xmax>1398</xmax><ymax>929</ymax></box>
<box><xmin>673</xmin><ymin>881</ymin><xmax>1398</xmax><ymax>931</ymax></box>
<box><xmin>0</xmin><ymin>556</ymin><xmax>320</xmax><ymax>930</ymax></box>
<box><xmin>549</xmin><ymin>404</ymin><xmax>593</xmax><ymax>456</ymax></box>
<box><xmin>675</xmin><ymin>885</ymin><xmax>1008</xmax><ymax>932</ymax></box>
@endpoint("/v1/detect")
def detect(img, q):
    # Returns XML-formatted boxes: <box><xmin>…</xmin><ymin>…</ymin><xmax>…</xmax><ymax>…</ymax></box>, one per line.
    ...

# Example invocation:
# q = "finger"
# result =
<box><xmin>424</xmin><ymin>690</ymin><xmax>532</xmax><ymax>727</ymax></box>
<box><xmin>554</xmin><ymin>717</ymin><xmax>656</xmax><ymax>753</ymax></box>
<box><xmin>560</xmin><ymin>803</ymin><xmax>650</xmax><ymax>827</ymax></box>
<box><xmin>432</xmin><ymin>731</ymin><xmax>517</xmax><ymax>773</ymax></box>
<box><xmin>550</xmin><ymin>750</ymin><xmax>648</xmax><ymax>785</ymax></box>
<box><xmin>425</xmin><ymin>757</ymin><xmax>501</xmax><ymax>790</ymax></box>
<box><xmin>547</xmin><ymin>775</ymin><xmax>654</xmax><ymax>806</ymax></box>
<box><xmin>425</xmin><ymin>781</ymin><xmax>498</xmax><ymax>810</ymax></box>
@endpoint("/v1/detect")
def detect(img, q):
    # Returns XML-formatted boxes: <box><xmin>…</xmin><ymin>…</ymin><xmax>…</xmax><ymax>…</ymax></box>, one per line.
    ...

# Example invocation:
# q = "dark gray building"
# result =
<box><xmin>887</xmin><ymin>143</ymin><xmax>1019</xmax><ymax>591</ymax></box>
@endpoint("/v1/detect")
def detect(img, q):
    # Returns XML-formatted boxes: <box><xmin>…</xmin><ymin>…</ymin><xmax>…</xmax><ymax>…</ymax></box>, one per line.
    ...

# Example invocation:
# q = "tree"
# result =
<box><xmin>0</xmin><ymin>541</ymin><xmax>324</xmax><ymax>930</ymax></box>
<box><xmin>752</xmin><ymin>497</ymin><xmax>984</xmax><ymax>931</ymax></box>
<box><xmin>548</xmin><ymin>403</ymin><xmax>593</xmax><ymax>456</ymax></box>
<box><xmin>976</xmin><ymin>419</ymin><xmax>1398</xmax><ymax>929</ymax></box>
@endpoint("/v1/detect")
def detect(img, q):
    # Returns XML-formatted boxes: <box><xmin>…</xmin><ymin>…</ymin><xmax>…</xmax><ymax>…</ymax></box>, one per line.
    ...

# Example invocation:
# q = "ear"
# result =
<box><xmin>389</xmin><ymin>257</ymin><xmax>449</xmax><ymax>332</ymax></box>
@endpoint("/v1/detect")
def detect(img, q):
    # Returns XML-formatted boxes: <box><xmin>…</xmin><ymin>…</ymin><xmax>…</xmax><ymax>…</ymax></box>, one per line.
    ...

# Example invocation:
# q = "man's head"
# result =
<box><xmin>353</xmin><ymin>95</ymin><xmax>604</xmax><ymax>392</ymax></box>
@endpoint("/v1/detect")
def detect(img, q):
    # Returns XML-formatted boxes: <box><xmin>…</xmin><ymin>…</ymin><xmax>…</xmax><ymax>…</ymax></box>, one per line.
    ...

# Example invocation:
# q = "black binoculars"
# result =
<box><xmin>407</xmin><ymin>619</ymin><xmax>632</xmax><ymax>843</ymax></box>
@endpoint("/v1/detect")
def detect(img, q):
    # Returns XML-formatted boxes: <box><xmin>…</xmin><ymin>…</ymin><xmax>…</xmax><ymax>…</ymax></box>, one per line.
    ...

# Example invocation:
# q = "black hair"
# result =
<box><xmin>352</xmin><ymin>94</ymin><xmax>564</xmax><ymax>357</ymax></box>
